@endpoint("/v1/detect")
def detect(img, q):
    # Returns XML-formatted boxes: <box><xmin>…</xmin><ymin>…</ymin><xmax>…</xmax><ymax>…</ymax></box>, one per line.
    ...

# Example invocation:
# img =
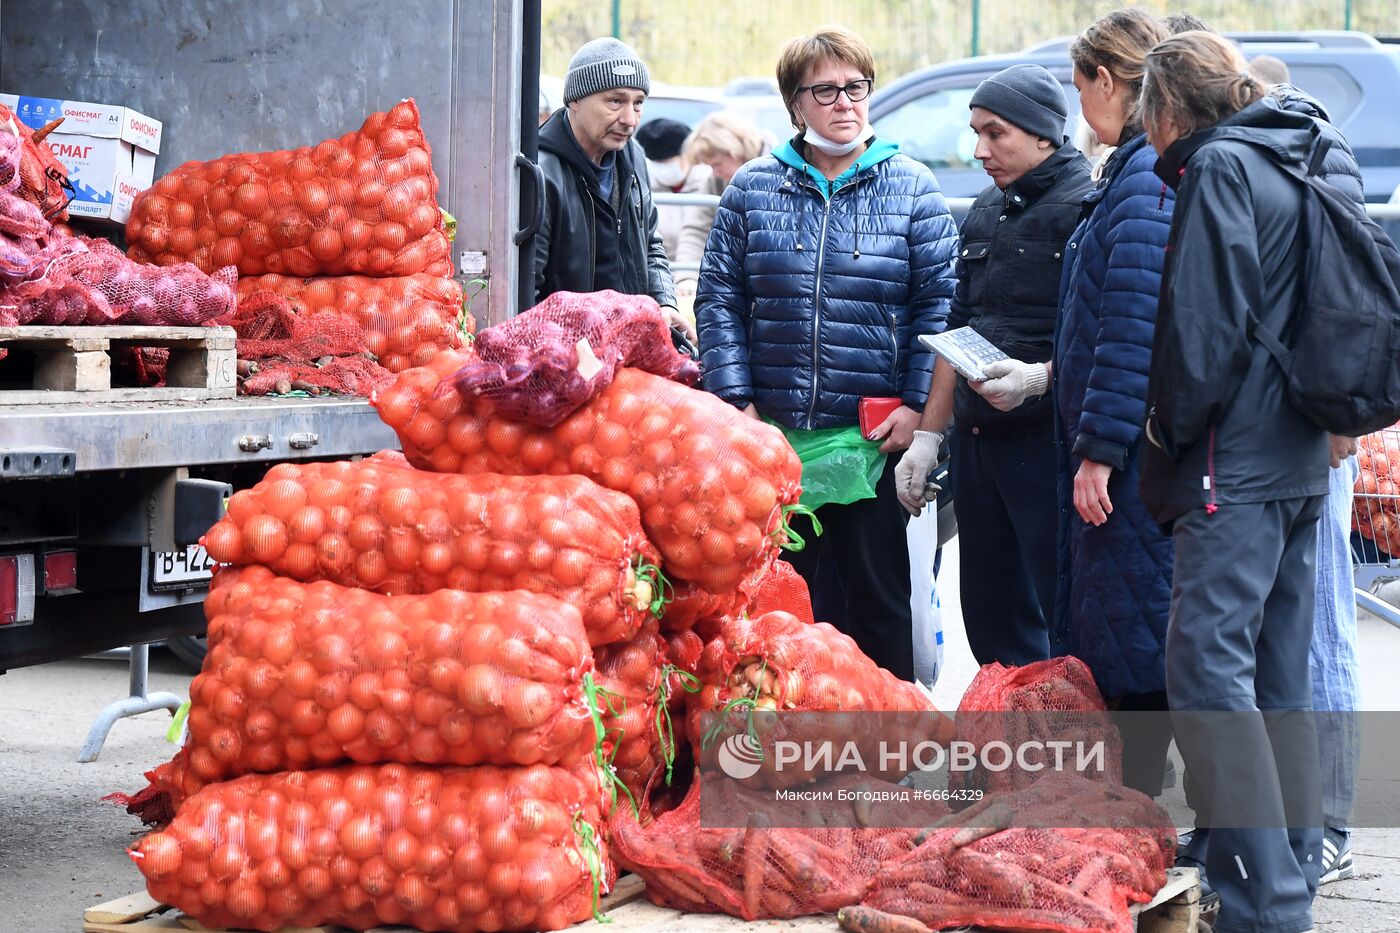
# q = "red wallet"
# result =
<box><xmin>858</xmin><ymin>396</ymin><xmax>903</xmax><ymax>438</ymax></box>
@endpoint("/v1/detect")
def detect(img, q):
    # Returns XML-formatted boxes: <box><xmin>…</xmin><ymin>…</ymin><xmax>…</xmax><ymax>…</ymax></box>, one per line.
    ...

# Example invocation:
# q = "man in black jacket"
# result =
<box><xmin>895</xmin><ymin>65</ymin><xmax>1091</xmax><ymax>666</ymax></box>
<box><xmin>535</xmin><ymin>37</ymin><xmax>685</xmax><ymax>335</ymax></box>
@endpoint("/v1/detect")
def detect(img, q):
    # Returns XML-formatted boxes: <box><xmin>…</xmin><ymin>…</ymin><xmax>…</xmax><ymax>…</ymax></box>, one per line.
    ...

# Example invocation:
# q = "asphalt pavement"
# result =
<box><xmin>2</xmin><ymin>540</ymin><xmax>1399</xmax><ymax>931</ymax></box>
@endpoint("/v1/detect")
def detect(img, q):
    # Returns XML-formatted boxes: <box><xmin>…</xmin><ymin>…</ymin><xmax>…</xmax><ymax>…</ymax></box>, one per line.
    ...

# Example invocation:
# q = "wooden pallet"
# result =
<box><xmin>84</xmin><ymin>869</ymin><xmax>1202</xmax><ymax>933</ymax></box>
<box><xmin>0</xmin><ymin>325</ymin><xmax>236</xmax><ymax>405</ymax></box>
<box><xmin>82</xmin><ymin>875</ymin><xmax>646</xmax><ymax>933</ymax></box>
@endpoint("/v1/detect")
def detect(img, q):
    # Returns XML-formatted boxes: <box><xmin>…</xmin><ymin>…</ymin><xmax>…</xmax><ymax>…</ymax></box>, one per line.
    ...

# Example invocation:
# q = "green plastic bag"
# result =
<box><xmin>776</xmin><ymin>423</ymin><xmax>886</xmax><ymax>510</ymax></box>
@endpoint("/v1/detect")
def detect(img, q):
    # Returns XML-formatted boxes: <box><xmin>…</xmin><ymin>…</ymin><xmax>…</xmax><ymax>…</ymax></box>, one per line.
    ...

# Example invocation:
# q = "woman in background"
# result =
<box><xmin>673</xmin><ymin>110</ymin><xmax>772</xmax><ymax>299</ymax></box>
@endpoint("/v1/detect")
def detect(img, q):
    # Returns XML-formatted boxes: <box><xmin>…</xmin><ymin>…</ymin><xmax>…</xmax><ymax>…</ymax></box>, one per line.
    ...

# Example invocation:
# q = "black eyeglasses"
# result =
<box><xmin>796</xmin><ymin>79</ymin><xmax>874</xmax><ymax>105</ymax></box>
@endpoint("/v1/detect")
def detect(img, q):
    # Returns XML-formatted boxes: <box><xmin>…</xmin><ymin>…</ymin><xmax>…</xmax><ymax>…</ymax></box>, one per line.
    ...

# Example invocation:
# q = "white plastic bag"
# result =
<box><xmin>908</xmin><ymin>507</ymin><xmax>944</xmax><ymax>687</ymax></box>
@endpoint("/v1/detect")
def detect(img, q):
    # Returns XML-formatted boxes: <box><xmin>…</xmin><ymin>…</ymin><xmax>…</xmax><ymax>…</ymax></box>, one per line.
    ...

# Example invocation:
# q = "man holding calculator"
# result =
<box><xmin>894</xmin><ymin>65</ymin><xmax>1091</xmax><ymax>666</ymax></box>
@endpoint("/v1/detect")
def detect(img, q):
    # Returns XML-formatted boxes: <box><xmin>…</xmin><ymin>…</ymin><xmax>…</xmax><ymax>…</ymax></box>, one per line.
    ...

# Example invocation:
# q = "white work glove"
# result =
<box><xmin>972</xmin><ymin>359</ymin><xmax>1049</xmax><ymax>412</ymax></box>
<box><xmin>895</xmin><ymin>430</ymin><xmax>943</xmax><ymax>516</ymax></box>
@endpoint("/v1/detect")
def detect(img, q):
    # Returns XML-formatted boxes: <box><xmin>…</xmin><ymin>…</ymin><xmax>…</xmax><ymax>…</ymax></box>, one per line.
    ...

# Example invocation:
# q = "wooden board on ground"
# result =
<box><xmin>84</xmin><ymin>868</ymin><xmax>1202</xmax><ymax>933</ymax></box>
<box><xmin>83</xmin><ymin>874</ymin><xmax>644</xmax><ymax>933</ymax></box>
<box><xmin>0</xmin><ymin>325</ymin><xmax>236</xmax><ymax>405</ymax></box>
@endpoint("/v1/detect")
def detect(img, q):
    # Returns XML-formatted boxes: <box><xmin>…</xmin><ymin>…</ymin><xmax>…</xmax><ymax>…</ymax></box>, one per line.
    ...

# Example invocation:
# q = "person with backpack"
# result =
<box><xmin>1167</xmin><ymin>23</ymin><xmax>1372</xmax><ymax>896</ymax></box>
<box><xmin>1139</xmin><ymin>31</ymin><xmax>1332</xmax><ymax>933</ymax></box>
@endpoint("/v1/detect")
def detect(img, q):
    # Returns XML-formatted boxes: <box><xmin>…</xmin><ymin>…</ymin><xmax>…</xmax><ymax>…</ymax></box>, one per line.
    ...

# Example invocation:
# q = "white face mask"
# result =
<box><xmin>648</xmin><ymin>159</ymin><xmax>688</xmax><ymax>188</ymax></box>
<box><xmin>802</xmin><ymin>123</ymin><xmax>874</xmax><ymax>157</ymax></box>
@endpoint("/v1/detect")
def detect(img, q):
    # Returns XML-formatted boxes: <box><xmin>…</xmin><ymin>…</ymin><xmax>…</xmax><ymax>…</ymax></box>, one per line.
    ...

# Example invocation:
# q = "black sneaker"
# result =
<box><xmin>1320</xmin><ymin>827</ymin><xmax>1354</xmax><ymax>884</ymax></box>
<box><xmin>1176</xmin><ymin>828</ymin><xmax>1221</xmax><ymax>910</ymax></box>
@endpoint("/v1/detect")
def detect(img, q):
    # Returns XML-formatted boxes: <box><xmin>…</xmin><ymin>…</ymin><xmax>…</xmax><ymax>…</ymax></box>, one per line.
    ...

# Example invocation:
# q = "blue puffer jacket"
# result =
<box><xmin>695</xmin><ymin>136</ymin><xmax>958</xmax><ymax>428</ymax></box>
<box><xmin>1052</xmin><ymin>134</ymin><xmax>1175</xmax><ymax>699</ymax></box>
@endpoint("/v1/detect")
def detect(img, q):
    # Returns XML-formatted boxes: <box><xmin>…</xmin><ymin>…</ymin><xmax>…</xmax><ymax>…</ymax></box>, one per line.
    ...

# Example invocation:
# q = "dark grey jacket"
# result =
<box><xmin>1271</xmin><ymin>84</ymin><xmax>1365</xmax><ymax>205</ymax></box>
<box><xmin>948</xmin><ymin>141</ymin><xmax>1092</xmax><ymax>434</ymax></box>
<box><xmin>1140</xmin><ymin>99</ymin><xmax>1331</xmax><ymax>526</ymax></box>
<box><xmin>534</xmin><ymin>111</ymin><xmax>676</xmax><ymax>308</ymax></box>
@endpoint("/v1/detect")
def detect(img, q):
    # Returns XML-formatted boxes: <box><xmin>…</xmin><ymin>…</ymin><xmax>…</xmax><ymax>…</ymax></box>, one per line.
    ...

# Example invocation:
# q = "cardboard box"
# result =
<box><xmin>0</xmin><ymin>93</ymin><xmax>162</xmax><ymax>224</ymax></box>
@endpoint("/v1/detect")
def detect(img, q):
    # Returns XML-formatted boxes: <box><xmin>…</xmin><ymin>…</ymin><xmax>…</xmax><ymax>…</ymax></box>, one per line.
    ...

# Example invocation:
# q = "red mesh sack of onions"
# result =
<box><xmin>377</xmin><ymin>352</ymin><xmax>805</xmax><ymax>608</ymax></box>
<box><xmin>127</xmin><ymin>100</ymin><xmax>449</xmax><ymax>278</ymax></box>
<box><xmin>593</xmin><ymin>618</ymin><xmax>673</xmax><ymax>807</ymax></box>
<box><xmin>130</xmin><ymin>762</ymin><xmax>616</xmax><ymax>933</ymax></box>
<box><xmin>138</xmin><ymin>565</ymin><xmax>602</xmax><ymax>812</ymax></box>
<box><xmin>202</xmin><ymin>452</ymin><xmax>661</xmax><ymax>647</ymax></box>
<box><xmin>688</xmin><ymin>611</ymin><xmax>955</xmax><ymax>790</ymax></box>
<box><xmin>234</xmin><ymin>271</ymin><xmax>467</xmax><ymax>374</ymax></box>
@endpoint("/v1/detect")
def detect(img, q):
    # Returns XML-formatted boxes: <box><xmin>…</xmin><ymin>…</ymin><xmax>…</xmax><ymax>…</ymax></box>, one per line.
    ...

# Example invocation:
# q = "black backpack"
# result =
<box><xmin>1247</xmin><ymin>138</ymin><xmax>1400</xmax><ymax>437</ymax></box>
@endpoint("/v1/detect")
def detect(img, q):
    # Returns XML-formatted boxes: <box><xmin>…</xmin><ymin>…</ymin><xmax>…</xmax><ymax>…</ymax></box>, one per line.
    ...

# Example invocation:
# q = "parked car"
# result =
<box><xmin>641</xmin><ymin>83</ymin><xmax>792</xmax><ymax>147</ymax></box>
<box><xmin>871</xmin><ymin>31</ymin><xmax>1400</xmax><ymax>204</ymax></box>
<box><xmin>639</xmin><ymin>83</ymin><xmax>726</xmax><ymax>132</ymax></box>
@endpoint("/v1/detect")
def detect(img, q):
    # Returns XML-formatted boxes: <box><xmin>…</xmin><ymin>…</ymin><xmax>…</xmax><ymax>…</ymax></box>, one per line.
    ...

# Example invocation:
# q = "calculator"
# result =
<box><xmin>918</xmin><ymin>327</ymin><xmax>1010</xmax><ymax>381</ymax></box>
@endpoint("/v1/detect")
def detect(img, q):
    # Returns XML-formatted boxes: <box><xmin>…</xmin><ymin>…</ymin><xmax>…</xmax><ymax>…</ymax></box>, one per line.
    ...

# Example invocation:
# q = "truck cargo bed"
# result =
<box><xmin>0</xmin><ymin>394</ymin><xmax>398</xmax><ymax>472</ymax></box>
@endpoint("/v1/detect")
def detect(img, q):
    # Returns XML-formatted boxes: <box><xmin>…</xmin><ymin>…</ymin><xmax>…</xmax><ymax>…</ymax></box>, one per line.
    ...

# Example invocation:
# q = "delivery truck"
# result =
<box><xmin>0</xmin><ymin>0</ymin><xmax>543</xmax><ymax>680</ymax></box>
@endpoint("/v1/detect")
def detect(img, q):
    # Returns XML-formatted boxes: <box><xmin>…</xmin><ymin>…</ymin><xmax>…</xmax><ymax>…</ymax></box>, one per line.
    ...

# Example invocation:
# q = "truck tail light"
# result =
<box><xmin>0</xmin><ymin>556</ymin><xmax>14</xmax><ymax>625</ymax></box>
<box><xmin>44</xmin><ymin>549</ymin><xmax>78</xmax><ymax>593</ymax></box>
<box><xmin>0</xmin><ymin>554</ymin><xmax>36</xmax><ymax>626</ymax></box>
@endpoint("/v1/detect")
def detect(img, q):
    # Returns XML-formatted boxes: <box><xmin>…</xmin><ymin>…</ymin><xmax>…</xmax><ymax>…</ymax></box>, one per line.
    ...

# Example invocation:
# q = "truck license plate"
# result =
<box><xmin>151</xmin><ymin>544</ymin><xmax>215</xmax><ymax>588</ymax></box>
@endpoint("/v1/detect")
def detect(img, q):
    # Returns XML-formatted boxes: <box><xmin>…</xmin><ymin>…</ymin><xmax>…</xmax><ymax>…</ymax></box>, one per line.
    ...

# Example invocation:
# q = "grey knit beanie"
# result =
<box><xmin>563</xmin><ymin>37</ymin><xmax>650</xmax><ymax>104</ymax></box>
<box><xmin>969</xmin><ymin>64</ymin><xmax>1068</xmax><ymax>142</ymax></box>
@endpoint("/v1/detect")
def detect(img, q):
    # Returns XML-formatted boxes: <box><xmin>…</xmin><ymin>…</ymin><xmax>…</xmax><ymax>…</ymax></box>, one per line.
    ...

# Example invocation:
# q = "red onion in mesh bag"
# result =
<box><xmin>445</xmin><ymin>289</ymin><xmax>700</xmax><ymax>426</ymax></box>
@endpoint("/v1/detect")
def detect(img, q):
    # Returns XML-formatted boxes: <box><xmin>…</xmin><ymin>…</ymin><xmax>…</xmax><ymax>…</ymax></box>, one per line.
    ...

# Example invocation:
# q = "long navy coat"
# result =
<box><xmin>1052</xmin><ymin>134</ymin><xmax>1175</xmax><ymax>699</ymax></box>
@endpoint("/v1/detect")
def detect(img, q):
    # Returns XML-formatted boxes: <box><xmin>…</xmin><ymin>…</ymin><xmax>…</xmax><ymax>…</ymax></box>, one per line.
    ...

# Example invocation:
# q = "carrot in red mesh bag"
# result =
<box><xmin>130</xmin><ymin>762</ymin><xmax>616</xmax><ymax>933</ymax></box>
<box><xmin>127</xmin><ymin>100</ymin><xmax>450</xmax><ymax>278</ymax></box>
<box><xmin>0</xmin><ymin>122</ymin><xmax>54</xmax><ymax>239</ymax></box>
<box><xmin>445</xmin><ymin>289</ymin><xmax>699</xmax><ymax>427</ymax></box>
<box><xmin>612</xmin><ymin>776</ymin><xmax>923</xmax><ymax>920</ymax></box>
<box><xmin>378</xmin><ymin>351</ymin><xmax>805</xmax><ymax>600</ymax></box>
<box><xmin>863</xmin><ymin>772</ymin><xmax>1175</xmax><ymax>933</ymax></box>
<box><xmin>688</xmin><ymin>611</ymin><xmax>954</xmax><ymax>789</ymax></box>
<box><xmin>0</xmin><ymin>104</ymin><xmax>72</xmax><ymax>221</ymax></box>
<box><xmin>203</xmin><ymin>454</ymin><xmax>661</xmax><ymax>646</ymax></box>
<box><xmin>222</xmin><ymin>289</ymin><xmax>395</xmax><ymax>396</ymax></box>
<box><xmin>950</xmin><ymin>657</ymin><xmax>1123</xmax><ymax>800</ymax></box>
<box><xmin>236</xmin><ymin>272</ymin><xmax>467</xmax><ymax>374</ymax></box>
<box><xmin>140</xmin><ymin>566</ymin><xmax>602</xmax><ymax>811</ymax></box>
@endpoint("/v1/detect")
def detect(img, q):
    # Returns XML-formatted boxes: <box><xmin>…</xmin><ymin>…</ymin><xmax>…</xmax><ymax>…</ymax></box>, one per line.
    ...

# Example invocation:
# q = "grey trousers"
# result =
<box><xmin>1167</xmin><ymin>496</ymin><xmax>1325</xmax><ymax>933</ymax></box>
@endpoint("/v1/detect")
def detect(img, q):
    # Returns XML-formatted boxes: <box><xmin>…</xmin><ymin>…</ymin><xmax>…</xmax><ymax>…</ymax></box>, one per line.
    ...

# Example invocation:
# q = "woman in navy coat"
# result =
<box><xmin>1054</xmin><ymin>9</ymin><xmax>1176</xmax><ymax>795</ymax></box>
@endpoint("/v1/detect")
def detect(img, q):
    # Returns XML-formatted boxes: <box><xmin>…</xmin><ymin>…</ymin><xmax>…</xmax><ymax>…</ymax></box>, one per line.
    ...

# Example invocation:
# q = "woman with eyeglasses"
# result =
<box><xmin>695</xmin><ymin>26</ymin><xmax>958</xmax><ymax>680</ymax></box>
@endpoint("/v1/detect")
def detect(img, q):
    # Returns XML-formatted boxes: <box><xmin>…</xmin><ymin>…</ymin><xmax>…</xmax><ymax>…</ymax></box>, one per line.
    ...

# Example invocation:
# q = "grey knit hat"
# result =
<box><xmin>563</xmin><ymin>37</ymin><xmax>651</xmax><ymax>104</ymax></box>
<box><xmin>969</xmin><ymin>64</ymin><xmax>1068</xmax><ymax>142</ymax></box>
